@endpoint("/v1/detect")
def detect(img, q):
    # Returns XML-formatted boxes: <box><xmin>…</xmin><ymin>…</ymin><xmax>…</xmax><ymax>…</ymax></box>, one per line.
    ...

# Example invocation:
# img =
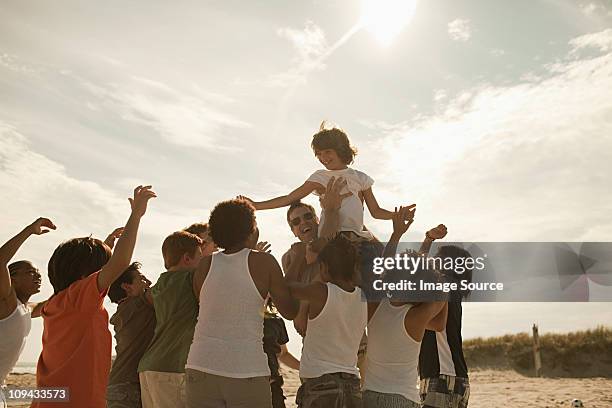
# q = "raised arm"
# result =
<box><xmin>418</xmin><ymin>224</ymin><xmax>447</xmax><ymax>256</ymax></box>
<box><xmin>241</xmin><ymin>182</ymin><xmax>318</xmax><ymax>211</ymax></box>
<box><xmin>318</xmin><ymin>176</ymin><xmax>351</xmax><ymax>239</ymax></box>
<box><xmin>97</xmin><ymin>186</ymin><xmax>156</xmax><ymax>291</ymax></box>
<box><xmin>426</xmin><ymin>302</ymin><xmax>448</xmax><ymax>332</ymax></box>
<box><xmin>103</xmin><ymin>227</ymin><xmax>124</xmax><ymax>250</ymax></box>
<box><xmin>1</xmin><ymin>218</ymin><xmax>56</xmax><ymax>300</ymax></box>
<box><xmin>363</xmin><ymin>188</ymin><xmax>416</xmax><ymax>221</ymax></box>
<box><xmin>383</xmin><ymin>206</ymin><xmax>415</xmax><ymax>258</ymax></box>
<box><xmin>405</xmin><ymin>301</ymin><xmax>447</xmax><ymax>342</ymax></box>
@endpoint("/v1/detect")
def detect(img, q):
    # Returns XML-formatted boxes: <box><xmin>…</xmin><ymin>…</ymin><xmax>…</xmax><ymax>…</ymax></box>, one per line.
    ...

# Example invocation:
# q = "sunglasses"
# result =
<box><xmin>290</xmin><ymin>212</ymin><xmax>314</xmax><ymax>227</ymax></box>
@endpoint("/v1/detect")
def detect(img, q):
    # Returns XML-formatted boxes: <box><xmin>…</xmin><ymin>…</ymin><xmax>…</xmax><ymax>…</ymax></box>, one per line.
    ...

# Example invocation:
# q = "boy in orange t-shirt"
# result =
<box><xmin>32</xmin><ymin>185</ymin><xmax>156</xmax><ymax>408</ymax></box>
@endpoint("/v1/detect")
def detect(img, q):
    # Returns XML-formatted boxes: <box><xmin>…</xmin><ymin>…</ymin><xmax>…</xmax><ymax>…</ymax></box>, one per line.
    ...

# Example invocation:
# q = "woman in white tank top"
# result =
<box><xmin>185</xmin><ymin>199</ymin><xmax>298</xmax><ymax>408</ymax></box>
<box><xmin>284</xmin><ymin>235</ymin><xmax>367</xmax><ymax>408</ymax></box>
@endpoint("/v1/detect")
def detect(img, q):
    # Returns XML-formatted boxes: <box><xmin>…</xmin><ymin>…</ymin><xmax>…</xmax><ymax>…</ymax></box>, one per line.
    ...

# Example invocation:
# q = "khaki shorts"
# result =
<box><xmin>185</xmin><ymin>368</ymin><xmax>271</xmax><ymax>408</ymax></box>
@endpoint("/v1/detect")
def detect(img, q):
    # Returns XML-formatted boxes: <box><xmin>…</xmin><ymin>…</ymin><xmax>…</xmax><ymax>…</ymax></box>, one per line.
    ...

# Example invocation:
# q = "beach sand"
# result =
<box><xmin>6</xmin><ymin>370</ymin><xmax>612</xmax><ymax>407</ymax></box>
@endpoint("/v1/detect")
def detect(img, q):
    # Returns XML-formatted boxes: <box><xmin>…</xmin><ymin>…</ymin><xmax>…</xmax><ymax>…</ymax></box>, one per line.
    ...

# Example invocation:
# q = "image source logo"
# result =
<box><xmin>358</xmin><ymin>242</ymin><xmax>612</xmax><ymax>302</ymax></box>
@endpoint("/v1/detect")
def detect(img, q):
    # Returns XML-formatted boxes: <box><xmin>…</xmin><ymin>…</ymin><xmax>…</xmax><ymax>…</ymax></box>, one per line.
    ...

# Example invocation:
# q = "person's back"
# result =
<box><xmin>186</xmin><ymin>248</ymin><xmax>268</xmax><ymax>377</ymax></box>
<box><xmin>299</xmin><ymin>282</ymin><xmax>367</xmax><ymax>379</ymax></box>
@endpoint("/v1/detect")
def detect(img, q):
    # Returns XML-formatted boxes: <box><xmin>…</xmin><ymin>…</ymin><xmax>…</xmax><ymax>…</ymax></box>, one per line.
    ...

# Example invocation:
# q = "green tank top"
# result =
<box><xmin>138</xmin><ymin>269</ymin><xmax>198</xmax><ymax>373</ymax></box>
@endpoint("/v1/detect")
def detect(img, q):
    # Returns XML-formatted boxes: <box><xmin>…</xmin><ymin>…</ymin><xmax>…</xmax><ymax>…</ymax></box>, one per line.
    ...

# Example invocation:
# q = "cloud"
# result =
<box><xmin>75</xmin><ymin>75</ymin><xmax>251</xmax><ymax>151</ymax></box>
<box><xmin>490</xmin><ymin>48</ymin><xmax>506</xmax><ymax>57</ymax></box>
<box><xmin>447</xmin><ymin>18</ymin><xmax>472</xmax><ymax>42</ymax></box>
<box><xmin>270</xmin><ymin>21</ymin><xmax>329</xmax><ymax>87</ymax></box>
<box><xmin>569</xmin><ymin>28</ymin><xmax>612</xmax><ymax>53</ymax></box>
<box><xmin>359</xmin><ymin>29</ymin><xmax>612</xmax><ymax>242</ymax></box>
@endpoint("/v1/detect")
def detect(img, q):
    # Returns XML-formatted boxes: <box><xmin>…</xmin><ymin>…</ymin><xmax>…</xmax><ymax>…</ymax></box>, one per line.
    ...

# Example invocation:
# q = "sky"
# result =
<box><xmin>1</xmin><ymin>0</ymin><xmax>612</xmax><ymax>363</ymax></box>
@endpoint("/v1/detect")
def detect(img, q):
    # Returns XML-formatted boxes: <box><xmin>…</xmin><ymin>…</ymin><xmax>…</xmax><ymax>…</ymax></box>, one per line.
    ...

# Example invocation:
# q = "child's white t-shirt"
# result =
<box><xmin>306</xmin><ymin>167</ymin><xmax>374</xmax><ymax>239</ymax></box>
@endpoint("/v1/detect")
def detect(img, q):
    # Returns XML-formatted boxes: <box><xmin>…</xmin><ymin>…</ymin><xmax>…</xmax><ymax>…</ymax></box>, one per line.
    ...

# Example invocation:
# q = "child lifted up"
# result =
<box><xmin>240</xmin><ymin>122</ymin><xmax>415</xmax><ymax>239</ymax></box>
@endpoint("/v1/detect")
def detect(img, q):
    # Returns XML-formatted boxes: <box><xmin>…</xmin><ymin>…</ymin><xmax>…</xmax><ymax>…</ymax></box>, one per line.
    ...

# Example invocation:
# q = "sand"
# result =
<box><xmin>6</xmin><ymin>370</ymin><xmax>612</xmax><ymax>407</ymax></box>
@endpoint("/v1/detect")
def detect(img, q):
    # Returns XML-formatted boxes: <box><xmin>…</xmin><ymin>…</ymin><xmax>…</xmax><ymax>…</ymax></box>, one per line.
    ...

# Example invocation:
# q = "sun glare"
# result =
<box><xmin>359</xmin><ymin>0</ymin><xmax>418</xmax><ymax>46</ymax></box>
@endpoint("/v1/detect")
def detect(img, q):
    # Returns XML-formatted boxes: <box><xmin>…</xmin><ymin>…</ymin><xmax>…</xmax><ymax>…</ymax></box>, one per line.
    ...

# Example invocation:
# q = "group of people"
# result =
<box><xmin>0</xmin><ymin>123</ymin><xmax>472</xmax><ymax>408</ymax></box>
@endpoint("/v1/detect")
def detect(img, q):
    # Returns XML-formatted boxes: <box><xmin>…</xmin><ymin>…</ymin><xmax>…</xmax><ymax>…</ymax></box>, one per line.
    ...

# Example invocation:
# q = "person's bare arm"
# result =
<box><xmin>1</xmin><ymin>218</ymin><xmax>56</xmax><ymax>300</ymax></box>
<box><xmin>193</xmin><ymin>255</ymin><xmax>213</xmax><ymax>300</ymax></box>
<box><xmin>241</xmin><ymin>182</ymin><xmax>319</xmax><ymax>211</ymax></box>
<box><xmin>418</xmin><ymin>224</ymin><xmax>447</xmax><ymax>256</ymax></box>
<box><xmin>404</xmin><ymin>301</ymin><xmax>446</xmax><ymax>342</ymax></box>
<box><xmin>30</xmin><ymin>301</ymin><xmax>47</xmax><ymax>318</ymax></box>
<box><xmin>426</xmin><ymin>302</ymin><xmax>448</xmax><ymax>332</ymax></box>
<box><xmin>383</xmin><ymin>206</ymin><xmax>415</xmax><ymax>258</ymax></box>
<box><xmin>362</xmin><ymin>188</ymin><xmax>395</xmax><ymax>220</ymax></box>
<box><xmin>251</xmin><ymin>252</ymin><xmax>298</xmax><ymax>320</ymax></box>
<box><xmin>97</xmin><ymin>186</ymin><xmax>156</xmax><ymax>291</ymax></box>
<box><xmin>278</xmin><ymin>344</ymin><xmax>300</xmax><ymax>370</ymax></box>
<box><xmin>318</xmin><ymin>176</ymin><xmax>351</xmax><ymax>239</ymax></box>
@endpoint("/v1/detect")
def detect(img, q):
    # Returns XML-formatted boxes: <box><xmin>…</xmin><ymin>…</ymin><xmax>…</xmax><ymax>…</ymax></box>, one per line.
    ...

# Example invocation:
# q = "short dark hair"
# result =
<box><xmin>162</xmin><ymin>231</ymin><xmax>203</xmax><ymax>270</ymax></box>
<box><xmin>8</xmin><ymin>260</ymin><xmax>33</xmax><ymax>276</ymax></box>
<box><xmin>209</xmin><ymin>199</ymin><xmax>256</xmax><ymax>249</ymax></box>
<box><xmin>184</xmin><ymin>222</ymin><xmax>209</xmax><ymax>236</ymax></box>
<box><xmin>108</xmin><ymin>262</ymin><xmax>142</xmax><ymax>303</ymax></box>
<box><xmin>286</xmin><ymin>201</ymin><xmax>317</xmax><ymax>228</ymax></box>
<box><xmin>318</xmin><ymin>235</ymin><xmax>358</xmax><ymax>282</ymax></box>
<box><xmin>48</xmin><ymin>237</ymin><xmax>112</xmax><ymax>294</ymax></box>
<box><xmin>311</xmin><ymin>123</ymin><xmax>357</xmax><ymax>165</ymax></box>
<box><xmin>437</xmin><ymin>245</ymin><xmax>473</xmax><ymax>298</ymax></box>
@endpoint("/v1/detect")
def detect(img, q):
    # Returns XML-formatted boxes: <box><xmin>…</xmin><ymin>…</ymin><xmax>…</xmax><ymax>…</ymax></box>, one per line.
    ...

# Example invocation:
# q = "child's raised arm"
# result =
<box><xmin>362</xmin><ymin>187</ymin><xmax>416</xmax><ymax>221</ymax></box>
<box><xmin>97</xmin><ymin>186</ymin><xmax>156</xmax><ymax>291</ymax></box>
<box><xmin>1</xmin><ymin>218</ymin><xmax>56</xmax><ymax>300</ymax></box>
<box><xmin>240</xmin><ymin>181</ymin><xmax>319</xmax><ymax>210</ymax></box>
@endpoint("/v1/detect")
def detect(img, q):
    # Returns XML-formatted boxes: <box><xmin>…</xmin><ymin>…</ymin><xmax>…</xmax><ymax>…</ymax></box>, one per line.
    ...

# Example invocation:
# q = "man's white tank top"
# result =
<box><xmin>364</xmin><ymin>299</ymin><xmax>420</xmax><ymax>403</ymax></box>
<box><xmin>0</xmin><ymin>300</ymin><xmax>31</xmax><ymax>385</ymax></box>
<box><xmin>186</xmin><ymin>248</ymin><xmax>270</xmax><ymax>378</ymax></box>
<box><xmin>299</xmin><ymin>282</ymin><xmax>367</xmax><ymax>379</ymax></box>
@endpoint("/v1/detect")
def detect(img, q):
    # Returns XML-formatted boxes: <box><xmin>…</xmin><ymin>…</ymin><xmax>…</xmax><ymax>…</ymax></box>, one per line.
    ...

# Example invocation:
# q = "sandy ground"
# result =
<box><xmin>5</xmin><ymin>370</ymin><xmax>612</xmax><ymax>407</ymax></box>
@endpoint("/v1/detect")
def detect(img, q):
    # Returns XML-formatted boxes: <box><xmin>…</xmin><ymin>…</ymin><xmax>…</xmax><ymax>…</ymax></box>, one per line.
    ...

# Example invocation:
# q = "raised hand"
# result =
<box><xmin>256</xmin><ymin>241</ymin><xmax>272</xmax><ymax>253</ymax></box>
<box><xmin>28</xmin><ymin>218</ymin><xmax>56</xmax><ymax>235</ymax></box>
<box><xmin>104</xmin><ymin>227</ymin><xmax>124</xmax><ymax>250</ymax></box>
<box><xmin>392</xmin><ymin>206</ymin><xmax>415</xmax><ymax>236</ymax></box>
<box><xmin>426</xmin><ymin>224</ymin><xmax>448</xmax><ymax>240</ymax></box>
<box><xmin>236</xmin><ymin>195</ymin><xmax>255</xmax><ymax>205</ymax></box>
<box><xmin>320</xmin><ymin>176</ymin><xmax>352</xmax><ymax>211</ymax></box>
<box><xmin>128</xmin><ymin>185</ymin><xmax>157</xmax><ymax>218</ymax></box>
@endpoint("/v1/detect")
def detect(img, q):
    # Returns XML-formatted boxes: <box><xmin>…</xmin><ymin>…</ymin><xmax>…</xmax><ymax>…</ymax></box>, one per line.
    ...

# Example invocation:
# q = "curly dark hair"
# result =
<box><xmin>318</xmin><ymin>235</ymin><xmax>358</xmax><ymax>282</ymax></box>
<box><xmin>108</xmin><ymin>262</ymin><xmax>142</xmax><ymax>303</ymax></box>
<box><xmin>286</xmin><ymin>201</ymin><xmax>317</xmax><ymax>228</ymax></box>
<box><xmin>48</xmin><ymin>237</ymin><xmax>112</xmax><ymax>294</ymax></box>
<box><xmin>209</xmin><ymin>199</ymin><xmax>256</xmax><ymax>249</ymax></box>
<box><xmin>311</xmin><ymin>123</ymin><xmax>357</xmax><ymax>165</ymax></box>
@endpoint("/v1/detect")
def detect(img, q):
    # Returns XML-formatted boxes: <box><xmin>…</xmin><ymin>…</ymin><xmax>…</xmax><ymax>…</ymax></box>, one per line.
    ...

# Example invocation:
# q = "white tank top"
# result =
<box><xmin>186</xmin><ymin>248</ymin><xmax>270</xmax><ymax>378</ymax></box>
<box><xmin>364</xmin><ymin>299</ymin><xmax>420</xmax><ymax>402</ymax></box>
<box><xmin>299</xmin><ymin>283</ymin><xmax>367</xmax><ymax>379</ymax></box>
<box><xmin>0</xmin><ymin>300</ymin><xmax>31</xmax><ymax>385</ymax></box>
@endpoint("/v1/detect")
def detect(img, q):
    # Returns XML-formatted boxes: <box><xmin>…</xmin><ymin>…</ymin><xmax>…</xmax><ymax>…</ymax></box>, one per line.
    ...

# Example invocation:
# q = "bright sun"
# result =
<box><xmin>359</xmin><ymin>0</ymin><xmax>418</xmax><ymax>46</ymax></box>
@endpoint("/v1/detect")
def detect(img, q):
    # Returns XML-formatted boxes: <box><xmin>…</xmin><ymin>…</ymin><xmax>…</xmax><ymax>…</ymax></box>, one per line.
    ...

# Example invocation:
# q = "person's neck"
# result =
<box><xmin>16</xmin><ymin>292</ymin><xmax>31</xmax><ymax>305</ymax></box>
<box><xmin>327</xmin><ymin>165</ymin><xmax>348</xmax><ymax>171</ymax></box>
<box><xmin>168</xmin><ymin>264</ymin><xmax>192</xmax><ymax>272</ymax></box>
<box><xmin>224</xmin><ymin>244</ymin><xmax>247</xmax><ymax>254</ymax></box>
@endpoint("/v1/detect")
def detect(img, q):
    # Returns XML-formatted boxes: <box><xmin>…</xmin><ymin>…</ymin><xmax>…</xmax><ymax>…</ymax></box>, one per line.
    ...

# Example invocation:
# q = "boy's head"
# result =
<box><xmin>287</xmin><ymin>202</ymin><xmax>318</xmax><ymax>242</ymax></box>
<box><xmin>436</xmin><ymin>245</ymin><xmax>473</xmax><ymax>298</ymax></box>
<box><xmin>311</xmin><ymin>123</ymin><xmax>357</xmax><ymax>169</ymax></box>
<box><xmin>108</xmin><ymin>262</ymin><xmax>151</xmax><ymax>303</ymax></box>
<box><xmin>9</xmin><ymin>260</ymin><xmax>42</xmax><ymax>298</ymax></box>
<box><xmin>162</xmin><ymin>231</ymin><xmax>204</xmax><ymax>270</ymax></box>
<box><xmin>318</xmin><ymin>235</ymin><xmax>358</xmax><ymax>284</ymax></box>
<box><xmin>48</xmin><ymin>237</ymin><xmax>112</xmax><ymax>294</ymax></box>
<box><xmin>184</xmin><ymin>222</ymin><xmax>217</xmax><ymax>256</ymax></box>
<box><xmin>209</xmin><ymin>199</ymin><xmax>258</xmax><ymax>250</ymax></box>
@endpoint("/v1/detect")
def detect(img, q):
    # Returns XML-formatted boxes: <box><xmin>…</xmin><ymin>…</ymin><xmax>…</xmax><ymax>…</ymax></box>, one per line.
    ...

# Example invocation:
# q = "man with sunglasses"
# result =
<box><xmin>1</xmin><ymin>217</ymin><xmax>56</xmax><ymax>407</ymax></box>
<box><xmin>281</xmin><ymin>176</ymin><xmax>350</xmax><ymax>337</ymax></box>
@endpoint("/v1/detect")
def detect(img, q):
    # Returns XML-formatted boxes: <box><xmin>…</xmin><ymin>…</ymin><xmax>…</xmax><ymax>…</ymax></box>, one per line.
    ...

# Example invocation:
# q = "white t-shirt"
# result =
<box><xmin>306</xmin><ymin>167</ymin><xmax>374</xmax><ymax>238</ymax></box>
<box><xmin>0</xmin><ymin>299</ymin><xmax>31</xmax><ymax>385</ymax></box>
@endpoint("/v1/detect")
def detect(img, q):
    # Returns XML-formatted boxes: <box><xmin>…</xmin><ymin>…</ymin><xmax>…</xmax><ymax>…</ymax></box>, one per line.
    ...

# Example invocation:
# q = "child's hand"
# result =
<box><xmin>392</xmin><ymin>206</ymin><xmax>415</xmax><ymax>235</ymax></box>
<box><xmin>28</xmin><ymin>217</ymin><xmax>57</xmax><ymax>235</ymax></box>
<box><xmin>104</xmin><ymin>227</ymin><xmax>124</xmax><ymax>250</ymax></box>
<box><xmin>128</xmin><ymin>185</ymin><xmax>157</xmax><ymax>218</ymax></box>
<box><xmin>426</xmin><ymin>224</ymin><xmax>447</xmax><ymax>240</ymax></box>
<box><xmin>256</xmin><ymin>241</ymin><xmax>272</xmax><ymax>253</ymax></box>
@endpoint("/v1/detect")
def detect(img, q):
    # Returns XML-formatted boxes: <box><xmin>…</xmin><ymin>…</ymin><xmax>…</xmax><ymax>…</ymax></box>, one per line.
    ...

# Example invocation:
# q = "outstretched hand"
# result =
<box><xmin>320</xmin><ymin>176</ymin><xmax>352</xmax><ymax>211</ymax></box>
<box><xmin>426</xmin><ymin>224</ymin><xmax>447</xmax><ymax>240</ymax></box>
<box><xmin>28</xmin><ymin>218</ymin><xmax>56</xmax><ymax>235</ymax></box>
<box><xmin>129</xmin><ymin>185</ymin><xmax>157</xmax><ymax>218</ymax></box>
<box><xmin>392</xmin><ymin>206</ymin><xmax>415</xmax><ymax>236</ymax></box>
<box><xmin>256</xmin><ymin>241</ymin><xmax>272</xmax><ymax>253</ymax></box>
<box><xmin>236</xmin><ymin>195</ymin><xmax>255</xmax><ymax>206</ymax></box>
<box><xmin>104</xmin><ymin>227</ymin><xmax>124</xmax><ymax>250</ymax></box>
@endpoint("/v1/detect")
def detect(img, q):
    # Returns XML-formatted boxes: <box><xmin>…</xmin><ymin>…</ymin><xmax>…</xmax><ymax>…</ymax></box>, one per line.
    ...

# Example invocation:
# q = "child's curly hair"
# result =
<box><xmin>209</xmin><ymin>199</ymin><xmax>256</xmax><ymax>249</ymax></box>
<box><xmin>311</xmin><ymin>121</ymin><xmax>358</xmax><ymax>165</ymax></box>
